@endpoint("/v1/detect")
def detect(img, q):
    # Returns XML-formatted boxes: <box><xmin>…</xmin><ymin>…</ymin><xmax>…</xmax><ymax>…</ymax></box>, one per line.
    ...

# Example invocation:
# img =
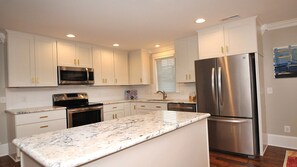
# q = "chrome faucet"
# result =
<box><xmin>156</xmin><ymin>90</ymin><xmax>167</xmax><ymax>100</ymax></box>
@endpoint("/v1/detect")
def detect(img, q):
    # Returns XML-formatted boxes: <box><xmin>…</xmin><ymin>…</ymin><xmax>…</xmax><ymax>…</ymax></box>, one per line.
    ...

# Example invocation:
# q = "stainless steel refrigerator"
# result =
<box><xmin>195</xmin><ymin>53</ymin><xmax>259</xmax><ymax>156</ymax></box>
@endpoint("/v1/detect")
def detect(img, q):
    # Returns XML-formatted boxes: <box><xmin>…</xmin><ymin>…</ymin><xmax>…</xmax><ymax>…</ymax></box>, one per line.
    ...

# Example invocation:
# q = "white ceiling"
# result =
<box><xmin>0</xmin><ymin>0</ymin><xmax>297</xmax><ymax>51</ymax></box>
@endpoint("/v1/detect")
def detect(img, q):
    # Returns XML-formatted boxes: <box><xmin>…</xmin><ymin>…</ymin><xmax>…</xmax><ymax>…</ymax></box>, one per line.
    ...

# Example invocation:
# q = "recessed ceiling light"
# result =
<box><xmin>195</xmin><ymin>18</ymin><xmax>206</xmax><ymax>24</ymax></box>
<box><xmin>155</xmin><ymin>44</ymin><xmax>160</xmax><ymax>48</ymax></box>
<box><xmin>113</xmin><ymin>43</ymin><xmax>119</xmax><ymax>47</ymax></box>
<box><xmin>66</xmin><ymin>34</ymin><xmax>75</xmax><ymax>38</ymax></box>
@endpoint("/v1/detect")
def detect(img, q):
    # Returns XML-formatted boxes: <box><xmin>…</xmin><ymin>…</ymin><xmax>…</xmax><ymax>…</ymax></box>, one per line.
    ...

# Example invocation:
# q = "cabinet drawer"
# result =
<box><xmin>15</xmin><ymin>110</ymin><xmax>66</xmax><ymax>125</ymax></box>
<box><xmin>103</xmin><ymin>103</ymin><xmax>124</xmax><ymax>112</ymax></box>
<box><xmin>16</xmin><ymin>119</ymin><xmax>66</xmax><ymax>138</ymax></box>
<box><xmin>135</xmin><ymin>103</ymin><xmax>150</xmax><ymax>110</ymax></box>
<box><xmin>149</xmin><ymin>103</ymin><xmax>167</xmax><ymax>110</ymax></box>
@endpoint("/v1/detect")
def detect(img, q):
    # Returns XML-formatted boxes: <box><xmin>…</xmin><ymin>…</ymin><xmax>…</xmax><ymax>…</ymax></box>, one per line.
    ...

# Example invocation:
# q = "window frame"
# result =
<box><xmin>152</xmin><ymin>50</ymin><xmax>177</xmax><ymax>93</ymax></box>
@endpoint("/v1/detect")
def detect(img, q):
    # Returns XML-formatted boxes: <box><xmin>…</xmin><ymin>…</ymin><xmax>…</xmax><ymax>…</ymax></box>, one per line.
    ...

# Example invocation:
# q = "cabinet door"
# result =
<box><xmin>34</xmin><ymin>36</ymin><xmax>57</xmax><ymax>86</ymax></box>
<box><xmin>129</xmin><ymin>50</ymin><xmax>142</xmax><ymax>84</ymax></box>
<box><xmin>57</xmin><ymin>40</ymin><xmax>76</xmax><ymax>67</ymax></box>
<box><xmin>114</xmin><ymin>110</ymin><xmax>125</xmax><ymax>119</ymax></box>
<box><xmin>175</xmin><ymin>36</ymin><xmax>198</xmax><ymax>83</ymax></box>
<box><xmin>198</xmin><ymin>25</ymin><xmax>225</xmax><ymax>59</ymax></box>
<box><xmin>103</xmin><ymin>111</ymin><xmax>114</xmax><ymax>121</ymax></box>
<box><xmin>175</xmin><ymin>38</ymin><xmax>188</xmax><ymax>83</ymax></box>
<box><xmin>7</xmin><ymin>31</ymin><xmax>35</xmax><ymax>87</ymax></box>
<box><xmin>76</xmin><ymin>43</ymin><xmax>93</xmax><ymax>68</ymax></box>
<box><xmin>16</xmin><ymin>119</ymin><xmax>66</xmax><ymax>137</ymax></box>
<box><xmin>101</xmin><ymin>48</ymin><xmax>115</xmax><ymax>85</ymax></box>
<box><xmin>114</xmin><ymin>50</ymin><xmax>129</xmax><ymax>85</ymax></box>
<box><xmin>128</xmin><ymin>50</ymin><xmax>150</xmax><ymax>85</ymax></box>
<box><xmin>187</xmin><ymin>36</ymin><xmax>198</xmax><ymax>82</ymax></box>
<box><xmin>224</xmin><ymin>18</ymin><xmax>257</xmax><ymax>56</ymax></box>
<box><xmin>93</xmin><ymin>47</ymin><xmax>103</xmax><ymax>85</ymax></box>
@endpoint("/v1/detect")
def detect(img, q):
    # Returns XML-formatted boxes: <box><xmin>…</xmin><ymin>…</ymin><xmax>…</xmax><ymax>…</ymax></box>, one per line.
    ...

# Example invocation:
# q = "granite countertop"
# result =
<box><xmin>13</xmin><ymin>110</ymin><xmax>210</xmax><ymax>167</ymax></box>
<box><xmin>5</xmin><ymin>106</ymin><xmax>66</xmax><ymax>115</ymax></box>
<box><xmin>101</xmin><ymin>99</ymin><xmax>197</xmax><ymax>105</ymax></box>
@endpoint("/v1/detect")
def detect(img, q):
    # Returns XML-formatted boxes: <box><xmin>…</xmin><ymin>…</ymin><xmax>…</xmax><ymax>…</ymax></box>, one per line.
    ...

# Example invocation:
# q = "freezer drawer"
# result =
<box><xmin>208</xmin><ymin>117</ymin><xmax>257</xmax><ymax>155</ymax></box>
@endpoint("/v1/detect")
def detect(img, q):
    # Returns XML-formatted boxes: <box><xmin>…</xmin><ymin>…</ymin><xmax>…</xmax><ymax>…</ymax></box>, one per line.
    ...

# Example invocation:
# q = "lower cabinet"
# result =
<box><xmin>103</xmin><ymin>102</ymin><xmax>167</xmax><ymax>121</ymax></box>
<box><xmin>6</xmin><ymin>109</ymin><xmax>67</xmax><ymax>161</ymax></box>
<box><xmin>103</xmin><ymin>103</ymin><xmax>130</xmax><ymax>121</ymax></box>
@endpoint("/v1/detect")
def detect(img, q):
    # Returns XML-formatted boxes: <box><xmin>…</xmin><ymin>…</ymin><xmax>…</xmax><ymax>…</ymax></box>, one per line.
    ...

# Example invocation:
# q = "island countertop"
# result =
<box><xmin>13</xmin><ymin>110</ymin><xmax>210</xmax><ymax>167</ymax></box>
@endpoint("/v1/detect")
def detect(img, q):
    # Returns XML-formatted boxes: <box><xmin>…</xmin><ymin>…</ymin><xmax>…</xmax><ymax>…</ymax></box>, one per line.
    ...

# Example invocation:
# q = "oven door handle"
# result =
<box><xmin>68</xmin><ymin>106</ymin><xmax>103</xmax><ymax>114</ymax></box>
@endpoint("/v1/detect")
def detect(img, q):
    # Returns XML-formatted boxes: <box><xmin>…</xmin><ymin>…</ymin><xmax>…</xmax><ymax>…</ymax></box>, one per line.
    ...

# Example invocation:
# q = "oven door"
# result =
<box><xmin>67</xmin><ymin>105</ymin><xmax>103</xmax><ymax>128</ymax></box>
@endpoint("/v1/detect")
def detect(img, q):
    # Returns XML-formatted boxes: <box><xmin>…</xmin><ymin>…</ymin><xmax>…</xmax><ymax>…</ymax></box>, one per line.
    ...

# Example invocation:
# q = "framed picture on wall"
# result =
<box><xmin>273</xmin><ymin>45</ymin><xmax>297</xmax><ymax>78</ymax></box>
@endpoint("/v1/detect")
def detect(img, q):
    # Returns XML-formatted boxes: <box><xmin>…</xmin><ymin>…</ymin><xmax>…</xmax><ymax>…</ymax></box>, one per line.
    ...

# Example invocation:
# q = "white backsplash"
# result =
<box><xmin>5</xmin><ymin>83</ymin><xmax>196</xmax><ymax>110</ymax></box>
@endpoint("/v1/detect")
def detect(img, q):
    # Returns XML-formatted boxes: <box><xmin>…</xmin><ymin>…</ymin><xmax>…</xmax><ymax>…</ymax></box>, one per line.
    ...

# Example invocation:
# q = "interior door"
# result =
<box><xmin>217</xmin><ymin>54</ymin><xmax>254</xmax><ymax>118</ymax></box>
<box><xmin>195</xmin><ymin>58</ymin><xmax>219</xmax><ymax>116</ymax></box>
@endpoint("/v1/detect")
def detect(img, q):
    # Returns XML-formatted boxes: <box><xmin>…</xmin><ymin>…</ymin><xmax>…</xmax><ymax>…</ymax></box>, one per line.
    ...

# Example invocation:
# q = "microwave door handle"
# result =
<box><xmin>86</xmin><ymin>68</ymin><xmax>89</xmax><ymax>83</ymax></box>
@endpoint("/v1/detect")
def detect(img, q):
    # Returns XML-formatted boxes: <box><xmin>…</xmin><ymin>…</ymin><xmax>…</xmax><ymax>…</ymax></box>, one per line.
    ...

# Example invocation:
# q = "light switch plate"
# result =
<box><xmin>267</xmin><ymin>87</ymin><xmax>273</xmax><ymax>94</ymax></box>
<box><xmin>0</xmin><ymin>97</ymin><xmax>6</xmax><ymax>103</ymax></box>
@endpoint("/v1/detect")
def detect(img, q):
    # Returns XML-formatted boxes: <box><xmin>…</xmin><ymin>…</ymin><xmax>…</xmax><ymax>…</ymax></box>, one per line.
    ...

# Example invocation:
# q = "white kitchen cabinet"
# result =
<box><xmin>93</xmin><ymin>47</ymin><xmax>129</xmax><ymax>86</ymax></box>
<box><xmin>93</xmin><ymin>47</ymin><xmax>103</xmax><ymax>85</ymax></box>
<box><xmin>114</xmin><ymin>50</ymin><xmax>129</xmax><ymax>85</ymax></box>
<box><xmin>75</xmin><ymin>43</ymin><xmax>93</xmax><ymax>68</ymax></box>
<box><xmin>175</xmin><ymin>36</ymin><xmax>198</xmax><ymax>83</ymax></box>
<box><xmin>6</xmin><ymin>109</ymin><xmax>67</xmax><ymax>161</ymax></box>
<box><xmin>57</xmin><ymin>40</ymin><xmax>93</xmax><ymax>68</ymax></box>
<box><xmin>34</xmin><ymin>36</ymin><xmax>58</xmax><ymax>86</ymax></box>
<box><xmin>128</xmin><ymin>49</ymin><xmax>150</xmax><ymax>85</ymax></box>
<box><xmin>101</xmin><ymin>48</ymin><xmax>115</xmax><ymax>85</ymax></box>
<box><xmin>7</xmin><ymin>30</ymin><xmax>57</xmax><ymax>87</ymax></box>
<box><xmin>103</xmin><ymin>103</ymin><xmax>126</xmax><ymax>121</ymax></box>
<box><xmin>198</xmin><ymin>16</ymin><xmax>259</xmax><ymax>59</ymax></box>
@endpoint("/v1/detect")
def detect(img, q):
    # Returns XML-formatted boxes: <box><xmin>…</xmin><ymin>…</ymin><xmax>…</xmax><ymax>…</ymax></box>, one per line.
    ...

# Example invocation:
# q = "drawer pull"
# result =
<box><xmin>140</xmin><ymin>105</ymin><xmax>145</xmax><ymax>107</ymax></box>
<box><xmin>156</xmin><ymin>106</ymin><xmax>161</xmax><ymax>108</ymax></box>
<box><xmin>112</xmin><ymin>107</ymin><xmax>117</xmax><ymax>109</ymax></box>
<box><xmin>40</xmin><ymin>125</ymin><xmax>48</xmax><ymax>128</ymax></box>
<box><xmin>40</xmin><ymin>116</ymin><xmax>48</xmax><ymax>119</ymax></box>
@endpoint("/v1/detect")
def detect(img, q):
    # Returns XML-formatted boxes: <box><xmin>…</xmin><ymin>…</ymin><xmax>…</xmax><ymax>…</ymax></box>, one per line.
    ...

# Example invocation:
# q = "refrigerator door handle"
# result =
<box><xmin>218</xmin><ymin>67</ymin><xmax>223</xmax><ymax>106</ymax></box>
<box><xmin>211</xmin><ymin>67</ymin><xmax>216</xmax><ymax>102</ymax></box>
<box><xmin>208</xmin><ymin>117</ymin><xmax>249</xmax><ymax>123</ymax></box>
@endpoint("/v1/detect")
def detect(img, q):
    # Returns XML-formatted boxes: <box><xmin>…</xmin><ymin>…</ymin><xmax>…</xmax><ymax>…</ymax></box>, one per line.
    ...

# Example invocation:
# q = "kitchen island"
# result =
<box><xmin>13</xmin><ymin>110</ymin><xmax>210</xmax><ymax>167</ymax></box>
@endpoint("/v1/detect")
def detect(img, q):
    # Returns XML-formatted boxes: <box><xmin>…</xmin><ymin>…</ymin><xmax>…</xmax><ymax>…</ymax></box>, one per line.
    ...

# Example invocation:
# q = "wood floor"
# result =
<box><xmin>0</xmin><ymin>146</ymin><xmax>292</xmax><ymax>167</ymax></box>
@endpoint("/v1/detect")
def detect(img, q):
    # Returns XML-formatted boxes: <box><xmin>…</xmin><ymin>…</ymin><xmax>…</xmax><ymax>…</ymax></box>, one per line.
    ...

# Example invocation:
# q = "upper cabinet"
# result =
<box><xmin>7</xmin><ymin>30</ymin><xmax>57</xmax><ymax>87</ymax></box>
<box><xmin>197</xmin><ymin>16</ymin><xmax>260</xmax><ymax>59</ymax></box>
<box><xmin>57</xmin><ymin>40</ymin><xmax>92</xmax><ymax>68</ymax></box>
<box><xmin>128</xmin><ymin>49</ymin><xmax>150</xmax><ymax>85</ymax></box>
<box><xmin>114</xmin><ymin>50</ymin><xmax>129</xmax><ymax>85</ymax></box>
<box><xmin>93</xmin><ymin>47</ymin><xmax>129</xmax><ymax>86</ymax></box>
<box><xmin>175</xmin><ymin>36</ymin><xmax>198</xmax><ymax>83</ymax></box>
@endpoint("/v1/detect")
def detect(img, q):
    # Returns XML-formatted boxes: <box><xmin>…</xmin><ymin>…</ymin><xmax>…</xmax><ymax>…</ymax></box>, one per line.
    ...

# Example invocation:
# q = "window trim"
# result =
<box><xmin>152</xmin><ymin>50</ymin><xmax>177</xmax><ymax>93</ymax></box>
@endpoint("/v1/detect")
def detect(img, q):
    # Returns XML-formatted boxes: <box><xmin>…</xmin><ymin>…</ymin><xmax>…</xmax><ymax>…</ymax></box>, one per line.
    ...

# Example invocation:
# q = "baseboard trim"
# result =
<box><xmin>0</xmin><ymin>143</ymin><xmax>8</xmax><ymax>157</ymax></box>
<box><xmin>268</xmin><ymin>134</ymin><xmax>297</xmax><ymax>150</ymax></box>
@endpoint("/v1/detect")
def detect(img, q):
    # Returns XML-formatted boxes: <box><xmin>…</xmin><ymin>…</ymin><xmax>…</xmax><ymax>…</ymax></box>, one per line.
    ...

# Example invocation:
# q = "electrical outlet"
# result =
<box><xmin>0</xmin><ymin>97</ymin><xmax>6</xmax><ymax>103</ymax></box>
<box><xmin>284</xmin><ymin>126</ymin><xmax>291</xmax><ymax>133</ymax></box>
<box><xmin>267</xmin><ymin>87</ymin><xmax>273</xmax><ymax>94</ymax></box>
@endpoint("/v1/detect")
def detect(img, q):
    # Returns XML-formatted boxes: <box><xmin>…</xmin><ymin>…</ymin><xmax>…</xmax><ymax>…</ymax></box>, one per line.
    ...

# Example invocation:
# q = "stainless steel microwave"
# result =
<box><xmin>58</xmin><ymin>66</ymin><xmax>94</xmax><ymax>85</ymax></box>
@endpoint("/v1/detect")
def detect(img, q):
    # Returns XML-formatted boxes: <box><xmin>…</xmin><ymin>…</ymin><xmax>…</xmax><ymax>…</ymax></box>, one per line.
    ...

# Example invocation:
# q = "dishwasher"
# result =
<box><xmin>167</xmin><ymin>102</ymin><xmax>197</xmax><ymax>112</ymax></box>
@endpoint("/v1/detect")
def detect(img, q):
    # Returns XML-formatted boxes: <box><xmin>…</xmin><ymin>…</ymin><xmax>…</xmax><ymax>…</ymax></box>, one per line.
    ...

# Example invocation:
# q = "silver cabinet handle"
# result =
<box><xmin>218</xmin><ymin>67</ymin><xmax>223</xmax><ymax>106</ymax></box>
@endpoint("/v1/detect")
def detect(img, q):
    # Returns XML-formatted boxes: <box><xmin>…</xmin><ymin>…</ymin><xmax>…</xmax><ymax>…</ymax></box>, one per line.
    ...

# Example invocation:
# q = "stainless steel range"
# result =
<box><xmin>53</xmin><ymin>93</ymin><xmax>103</xmax><ymax>128</ymax></box>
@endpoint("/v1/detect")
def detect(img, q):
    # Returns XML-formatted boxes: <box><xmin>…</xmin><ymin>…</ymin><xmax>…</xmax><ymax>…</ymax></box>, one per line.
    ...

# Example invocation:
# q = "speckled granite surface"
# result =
<box><xmin>100</xmin><ymin>99</ymin><xmax>196</xmax><ymax>105</ymax></box>
<box><xmin>5</xmin><ymin>106</ymin><xmax>66</xmax><ymax>115</ymax></box>
<box><xmin>13</xmin><ymin>110</ymin><xmax>209</xmax><ymax>167</ymax></box>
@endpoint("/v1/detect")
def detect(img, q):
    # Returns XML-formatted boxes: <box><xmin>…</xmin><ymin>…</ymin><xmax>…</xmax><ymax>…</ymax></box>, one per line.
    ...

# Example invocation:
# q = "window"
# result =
<box><xmin>155</xmin><ymin>57</ymin><xmax>176</xmax><ymax>92</ymax></box>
